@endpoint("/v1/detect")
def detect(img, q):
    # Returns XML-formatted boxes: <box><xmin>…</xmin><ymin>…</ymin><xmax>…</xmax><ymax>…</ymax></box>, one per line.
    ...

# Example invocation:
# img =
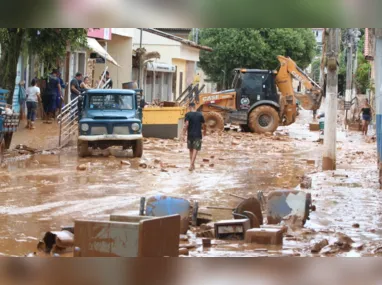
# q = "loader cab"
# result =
<box><xmin>232</xmin><ymin>69</ymin><xmax>279</xmax><ymax>111</ymax></box>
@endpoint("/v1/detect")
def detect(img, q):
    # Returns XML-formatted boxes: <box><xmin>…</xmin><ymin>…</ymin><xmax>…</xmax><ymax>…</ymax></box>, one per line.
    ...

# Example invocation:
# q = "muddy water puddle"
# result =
<box><xmin>0</xmin><ymin>110</ymin><xmax>380</xmax><ymax>257</ymax></box>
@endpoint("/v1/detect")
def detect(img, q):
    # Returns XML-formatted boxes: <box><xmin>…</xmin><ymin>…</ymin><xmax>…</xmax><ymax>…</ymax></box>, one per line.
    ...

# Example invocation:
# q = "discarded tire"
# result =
<box><xmin>248</xmin><ymin>105</ymin><xmax>279</xmax><ymax>134</ymax></box>
<box><xmin>133</xmin><ymin>140</ymin><xmax>143</xmax><ymax>158</ymax></box>
<box><xmin>203</xmin><ymin>112</ymin><xmax>224</xmax><ymax>133</ymax></box>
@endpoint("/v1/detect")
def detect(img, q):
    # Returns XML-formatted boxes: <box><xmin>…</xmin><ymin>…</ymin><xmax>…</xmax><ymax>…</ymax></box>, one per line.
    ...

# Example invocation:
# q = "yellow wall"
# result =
<box><xmin>172</xmin><ymin>59</ymin><xmax>186</xmax><ymax>99</ymax></box>
<box><xmin>91</xmin><ymin>35</ymin><xmax>133</xmax><ymax>89</ymax></box>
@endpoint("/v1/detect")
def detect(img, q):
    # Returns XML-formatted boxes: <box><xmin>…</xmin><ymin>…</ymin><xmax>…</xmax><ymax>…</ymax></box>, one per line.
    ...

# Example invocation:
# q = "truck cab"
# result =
<box><xmin>77</xmin><ymin>89</ymin><xmax>143</xmax><ymax>158</ymax></box>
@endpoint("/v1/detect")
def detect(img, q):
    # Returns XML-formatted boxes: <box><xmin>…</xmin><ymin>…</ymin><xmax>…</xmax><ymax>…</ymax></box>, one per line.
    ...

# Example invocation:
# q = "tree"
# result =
<box><xmin>198</xmin><ymin>28</ymin><xmax>317</xmax><ymax>89</ymax></box>
<box><xmin>0</xmin><ymin>28</ymin><xmax>88</xmax><ymax>104</ymax></box>
<box><xmin>310</xmin><ymin>58</ymin><xmax>321</xmax><ymax>83</ymax></box>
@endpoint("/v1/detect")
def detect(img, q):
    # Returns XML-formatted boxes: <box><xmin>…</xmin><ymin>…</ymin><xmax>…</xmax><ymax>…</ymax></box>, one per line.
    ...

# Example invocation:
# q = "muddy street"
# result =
<box><xmin>0</xmin><ymin>110</ymin><xmax>380</xmax><ymax>257</ymax></box>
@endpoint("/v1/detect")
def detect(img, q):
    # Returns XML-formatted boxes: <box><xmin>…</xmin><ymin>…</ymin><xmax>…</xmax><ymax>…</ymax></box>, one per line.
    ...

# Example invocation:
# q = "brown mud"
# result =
<box><xmin>0</xmin><ymin>111</ymin><xmax>379</xmax><ymax>257</ymax></box>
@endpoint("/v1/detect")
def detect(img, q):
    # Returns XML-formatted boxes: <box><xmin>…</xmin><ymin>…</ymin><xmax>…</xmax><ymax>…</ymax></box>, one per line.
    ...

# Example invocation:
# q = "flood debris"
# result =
<box><xmin>300</xmin><ymin>175</ymin><xmax>312</xmax><ymax>189</ymax></box>
<box><xmin>37</xmin><ymin>231</ymin><xmax>74</xmax><ymax>254</ymax></box>
<box><xmin>311</xmin><ymin>239</ymin><xmax>329</xmax><ymax>253</ymax></box>
<box><xmin>214</xmin><ymin>219</ymin><xmax>251</xmax><ymax>240</ymax></box>
<box><xmin>267</xmin><ymin>190</ymin><xmax>313</xmax><ymax>226</ymax></box>
<box><xmin>144</xmin><ymin>195</ymin><xmax>191</xmax><ymax>234</ymax></box>
<box><xmin>76</xmin><ymin>164</ymin><xmax>87</xmax><ymax>171</ymax></box>
<box><xmin>352</xmin><ymin>223</ymin><xmax>360</xmax><ymax>228</ymax></box>
<box><xmin>179</xmin><ymin>234</ymin><xmax>189</xmax><ymax>241</ymax></box>
<box><xmin>202</xmin><ymin>238</ymin><xmax>212</xmax><ymax>248</ymax></box>
<box><xmin>179</xmin><ymin>248</ymin><xmax>189</xmax><ymax>256</ymax></box>
<box><xmin>139</xmin><ymin>162</ymin><xmax>148</xmax><ymax>169</ymax></box>
<box><xmin>121</xmin><ymin>160</ymin><xmax>131</xmax><ymax>166</ymax></box>
<box><xmin>245</xmin><ymin>228</ymin><xmax>283</xmax><ymax>245</ymax></box>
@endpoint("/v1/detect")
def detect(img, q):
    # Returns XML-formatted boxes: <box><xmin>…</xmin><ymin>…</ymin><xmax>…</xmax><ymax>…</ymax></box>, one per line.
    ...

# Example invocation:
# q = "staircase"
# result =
<box><xmin>57</xmin><ymin>96</ymin><xmax>79</xmax><ymax>148</ymax></box>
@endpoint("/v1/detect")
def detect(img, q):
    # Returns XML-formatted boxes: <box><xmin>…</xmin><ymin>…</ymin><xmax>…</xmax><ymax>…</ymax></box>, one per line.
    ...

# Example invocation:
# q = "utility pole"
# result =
<box><xmin>319</xmin><ymin>28</ymin><xmax>327</xmax><ymax>89</ymax></box>
<box><xmin>351</xmin><ymin>28</ymin><xmax>361</xmax><ymax>120</ymax></box>
<box><xmin>375</xmin><ymin>29</ymin><xmax>382</xmax><ymax>186</ymax></box>
<box><xmin>322</xmin><ymin>28</ymin><xmax>340</xmax><ymax>171</ymax></box>
<box><xmin>345</xmin><ymin>29</ymin><xmax>354</xmax><ymax>125</ymax></box>
<box><xmin>138</xmin><ymin>28</ymin><xmax>143</xmax><ymax>89</ymax></box>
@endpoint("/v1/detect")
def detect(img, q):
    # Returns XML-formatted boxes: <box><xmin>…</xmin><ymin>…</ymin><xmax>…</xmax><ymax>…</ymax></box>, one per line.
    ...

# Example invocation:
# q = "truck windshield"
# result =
<box><xmin>88</xmin><ymin>94</ymin><xmax>134</xmax><ymax>110</ymax></box>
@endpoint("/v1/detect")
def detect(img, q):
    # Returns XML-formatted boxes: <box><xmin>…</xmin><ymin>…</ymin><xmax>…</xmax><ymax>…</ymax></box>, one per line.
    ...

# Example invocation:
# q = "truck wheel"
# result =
<box><xmin>4</xmin><ymin>133</ymin><xmax>13</xmax><ymax>149</ymax></box>
<box><xmin>203</xmin><ymin>112</ymin><xmax>224</xmax><ymax>133</ymax></box>
<box><xmin>248</xmin><ymin>106</ymin><xmax>279</xmax><ymax>134</ymax></box>
<box><xmin>78</xmin><ymin>141</ymin><xmax>89</xmax><ymax>158</ymax></box>
<box><xmin>133</xmin><ymin>139</ymin><xmax>143</xmax><ymax>158</ymax></box>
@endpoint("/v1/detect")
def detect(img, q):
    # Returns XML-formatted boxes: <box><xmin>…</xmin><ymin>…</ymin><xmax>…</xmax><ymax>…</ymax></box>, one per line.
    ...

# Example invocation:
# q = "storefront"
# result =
<box><xmin>143</xmin><ymin>62</ymin><xmax>176</xmax><ymax>103</ymax></box>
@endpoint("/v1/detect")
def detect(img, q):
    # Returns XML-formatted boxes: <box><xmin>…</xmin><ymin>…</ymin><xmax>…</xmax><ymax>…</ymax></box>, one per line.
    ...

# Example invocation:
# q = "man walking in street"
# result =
<box><xmin>183</xmin><ymin>102</ymin><xmax>206</xmax><ymax>171</ymax></box>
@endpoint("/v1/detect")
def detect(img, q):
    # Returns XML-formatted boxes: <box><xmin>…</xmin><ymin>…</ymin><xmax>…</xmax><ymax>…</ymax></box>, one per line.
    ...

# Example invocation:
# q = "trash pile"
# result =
<box><xmin>33</xmin><ymin>188</ymin><xmax>317</xmax><ymax>257</ymax></box>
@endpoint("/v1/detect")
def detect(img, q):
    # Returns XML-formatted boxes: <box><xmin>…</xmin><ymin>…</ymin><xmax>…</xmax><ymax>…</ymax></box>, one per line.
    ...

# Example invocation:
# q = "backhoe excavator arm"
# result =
<box><xmin>275</xmin><ymin>55</ymin><xmax>323</xmax><ymax>111</ymax></box>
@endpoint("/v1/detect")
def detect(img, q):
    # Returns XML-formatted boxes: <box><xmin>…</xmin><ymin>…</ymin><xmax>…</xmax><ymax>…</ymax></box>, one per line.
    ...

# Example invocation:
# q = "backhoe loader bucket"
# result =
<box><xmin>294</xmin><ymin>91</ymin><xmax>322</xmax><ymax>111</ymax></box>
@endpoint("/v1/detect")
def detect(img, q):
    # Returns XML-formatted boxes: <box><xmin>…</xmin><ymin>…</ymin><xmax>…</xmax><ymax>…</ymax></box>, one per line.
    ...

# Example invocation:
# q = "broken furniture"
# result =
<box><xmin>73</xmin><ymin>214</ymin><xmax>180</xmax><ymax>257</ymax></box>
<box><xmin>214</xmin><ymin>219</ymin><xmax>251</xmax><ymax>240</ymax></box>
<box><xmin>267</xmin><ymin>190</ymin><xmax>313</xmax><ymax>225</ymax></box>
<box><xmin>233</xmin><ymin>197</ymin><xmax>263</xmax><ymax>227</ymax></box>
<box><xmin>140</xmin><ymin>195</ymin><xmax>191</xmax><ymax>234</ymax></box>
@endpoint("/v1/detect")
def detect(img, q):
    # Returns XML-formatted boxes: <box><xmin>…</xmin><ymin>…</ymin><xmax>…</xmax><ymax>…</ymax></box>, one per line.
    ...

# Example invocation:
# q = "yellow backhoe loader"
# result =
<box><xmin>180</xmin><ymin>56</ymin><xmax>323</xmax><ymax>133</ymax></box>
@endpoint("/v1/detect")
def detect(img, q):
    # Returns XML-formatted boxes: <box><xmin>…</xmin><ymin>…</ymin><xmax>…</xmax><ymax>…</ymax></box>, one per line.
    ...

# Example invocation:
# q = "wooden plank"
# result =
<box><xmin>138</xmin><ymin>215</ymin><xmax>180</xmax><ymax>257</ymax></box>
<box><xmin>74</xmin><ymin>220</ymin><xmax>140</xmax><ymax>257</ymax></box>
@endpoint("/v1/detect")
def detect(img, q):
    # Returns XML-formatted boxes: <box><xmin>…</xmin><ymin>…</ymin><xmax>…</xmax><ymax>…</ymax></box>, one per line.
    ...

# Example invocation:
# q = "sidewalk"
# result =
<box><xmin>11</xmin><ymin>119</ymin><xmax>60</xmax><ymax>151</ymax></box>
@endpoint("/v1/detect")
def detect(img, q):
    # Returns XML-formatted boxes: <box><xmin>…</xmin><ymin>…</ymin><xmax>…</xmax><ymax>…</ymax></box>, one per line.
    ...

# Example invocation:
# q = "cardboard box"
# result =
<box><xmin>245</xmin><ymin>228</ymin><xmax>283</xmax><ymax>245</ymax></box>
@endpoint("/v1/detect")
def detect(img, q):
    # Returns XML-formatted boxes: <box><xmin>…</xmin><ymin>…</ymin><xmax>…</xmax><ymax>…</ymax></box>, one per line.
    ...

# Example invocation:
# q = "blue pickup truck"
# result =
<box><xmin>77</xmin><ymin>89</ymin><xmax>143</xmax><ymax>158</ymax></box>
<box><xmin>0</xmin><ymin>89</ymin><xmax>20</xmax><ymax>162</ymax></box>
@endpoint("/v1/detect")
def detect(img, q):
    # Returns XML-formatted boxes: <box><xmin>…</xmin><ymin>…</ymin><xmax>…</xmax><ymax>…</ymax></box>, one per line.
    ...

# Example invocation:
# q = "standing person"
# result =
<box><xmin>55</xmin><ymin>71</ymin><xmax>66</xmax><ymax>118</ymax></box>
<box><xmin>25</xmin><ymin>79</ymin><xmax>41</xmax><ymax>130</ymax></box>
<box><xmin>102</xmin><ymin>71</ymin><xmax>113</xmax><ymax>89</ymax></box>
<box><xmin>70</xmin><ymin>72</ymin><xmax>83</xmax><ymax>101</ymax></box>
<box><xmin>183</xmin><ymin>102</ymin><xmax>207</xmax><ymax>171</ymax></box>
<box><xmin>43</xmin><ymin>69</ymin><xmax>61</xmax><ymax>123</ymax></box>
<box><xmin>80</xmin><ymin>76</ymin><xmax>92</xmax><ymax>91</ymax></box>
<box><xmin>360</xmin><ymin>99</ymin><xmax>372</xmax><ymax>136</ymax></box>
<box><xmin>18</xmin><ymin>80</ymin><xmax>27</xmax><ymax>120</ymax></box>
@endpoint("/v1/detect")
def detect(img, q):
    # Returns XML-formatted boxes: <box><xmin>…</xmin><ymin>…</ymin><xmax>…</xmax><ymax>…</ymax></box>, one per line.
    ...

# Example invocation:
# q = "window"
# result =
<box><xmin>241</xmin><ymin>73</ymin><xmax>264</xmax><ymax>95</ymax></box>
<box><xmin>89</xmin><ymin>94</ymin><xmax>134</xmax><ymax>110</ymax></box>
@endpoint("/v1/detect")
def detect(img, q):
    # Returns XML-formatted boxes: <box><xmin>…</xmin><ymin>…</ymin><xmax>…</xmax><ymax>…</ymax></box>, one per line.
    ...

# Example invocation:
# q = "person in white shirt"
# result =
<box><xmin>26</xmin><ymin>79</ymin><xmax>41</xmax><ymax>129</ymax></box>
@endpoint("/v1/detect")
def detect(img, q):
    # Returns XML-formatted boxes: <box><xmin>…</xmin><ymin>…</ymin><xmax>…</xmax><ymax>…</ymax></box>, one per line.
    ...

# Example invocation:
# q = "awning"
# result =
<box><xmin>146</xmin><ymin>62</ymin><xmax>176</xmax><ymax>73</ymax></box>
<box><xmin>86</xmin><ymin>37</ymin><xmax>120</xmax><ymax>67</ymax></box>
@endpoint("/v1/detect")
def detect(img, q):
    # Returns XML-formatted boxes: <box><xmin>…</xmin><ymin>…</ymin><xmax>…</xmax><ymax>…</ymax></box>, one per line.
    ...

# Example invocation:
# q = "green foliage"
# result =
<box><xmin>0</xmin><ymin>28</ymin><xmax>87</xmax><ymax>103</ymax></box>
<box><xmin>310</xmin><ymin>58</ymin><xmax>321</xmax><ymax>83</ymax></box>
<box><xmin>198</xmin><ymin>28</ymin><xmax>317</xmax><ymax>88</ymax></box>
<box><xmin>355</xmin><ymin>51</ymin><xmax>371</xmax><ymax>94</ymax></box>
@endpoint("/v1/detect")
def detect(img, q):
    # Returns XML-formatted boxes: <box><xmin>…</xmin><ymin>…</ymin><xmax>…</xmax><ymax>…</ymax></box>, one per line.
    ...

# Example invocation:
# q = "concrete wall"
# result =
<box><xmin>91</xmin><ymin>34</ymin><xmax>133</xmax><ymax>89</ymax></box>
<box><xmin>375</xmin><ymin>35</ymin><xmax>382</xmax><ymax>185</ymax></box>
<box><xmin>132</xmin><ymin>29</ymin><xmax>202</xmax><ymax>98</ymax></box>
<box><xmin>172</xmin><ymin>59</ymin><xmax>186</xmax><ymax>98</ymax></box>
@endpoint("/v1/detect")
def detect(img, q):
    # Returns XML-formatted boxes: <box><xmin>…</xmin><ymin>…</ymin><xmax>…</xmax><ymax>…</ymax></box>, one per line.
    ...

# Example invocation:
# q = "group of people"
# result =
<box><xmin>23</xmin><ymin>69</ymin><xmax>113</xmax><ymax>130</ymax></box>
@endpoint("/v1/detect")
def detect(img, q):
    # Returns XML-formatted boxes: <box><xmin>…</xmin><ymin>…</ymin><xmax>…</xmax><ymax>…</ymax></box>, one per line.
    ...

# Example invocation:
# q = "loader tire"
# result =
<box><xmin>248</xmin><ymin>105</ymin><xmax>279</xmax><ymax>134</ymax></box>
<box><xmin>203</xmin><ymin>112</ymin><xmax>224</xmax><ymax>133</ymax></box>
